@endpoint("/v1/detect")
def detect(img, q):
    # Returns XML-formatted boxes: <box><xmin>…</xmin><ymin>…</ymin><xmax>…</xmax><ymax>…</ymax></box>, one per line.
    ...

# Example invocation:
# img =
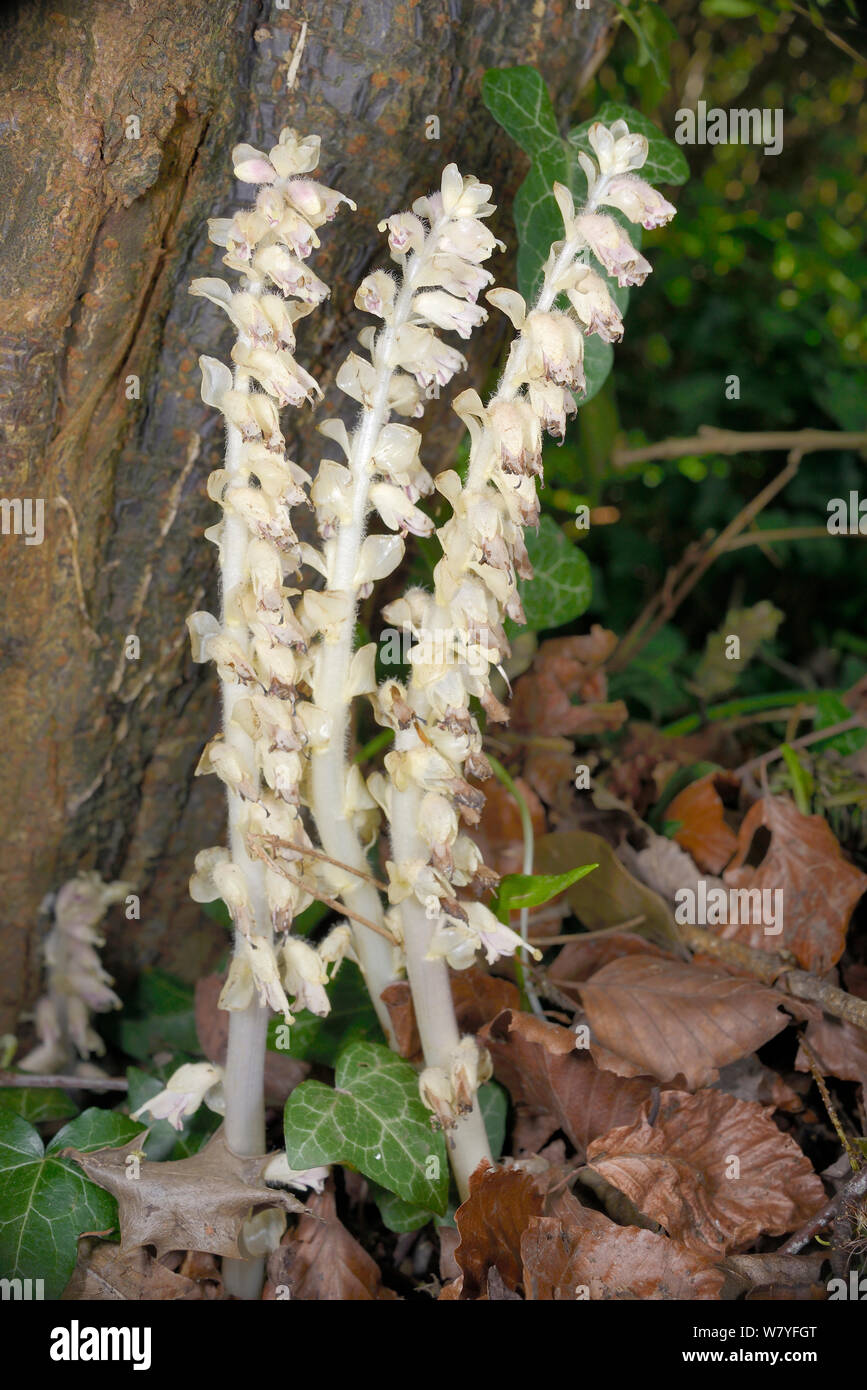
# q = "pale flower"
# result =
<box><xmin>413</xmin><ymin>289</ymin><xmax>487</xmax><ymax>339</ymax></box>
<box><xmin>131</xmin><ymin>1062</ymin><xmax>225</xmax><ymax>1132</ymax></box>
<box><xmin>600</xmin><ymin>174</ymin><xmax>677</xmax><ymax>230</ymax></box>
<box><xmin>574</xmin><ymin>213</ymin><xmax>652</xmax><ymax>287</ymax></box>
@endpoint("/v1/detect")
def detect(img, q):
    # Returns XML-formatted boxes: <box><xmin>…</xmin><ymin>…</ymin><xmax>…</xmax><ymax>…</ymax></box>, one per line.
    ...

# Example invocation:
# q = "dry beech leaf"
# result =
<box><xmin>453</xmin><ymin>1161</ymin><xmax>545</xmax><ymax>1299</ymax></box>
<box><xmin>586</xmin><ymin>1089</ymin><xmax>825</xmax><ymax>1257</ymax></box>
<box><xmin>380</xmin><ymin>982</ymin><xmax>420</xmax><ymax>1060</ymax></box>
<box><xmin>796</xmin><ymin>1014</ymin><xmax>867</xmax><ymax>1090</ymax></box>
<box><xmin>668</xmin><ymin>773</ymin><xmax>738</xmax><ymax>874</ymax></box>
<box><xmin>68</xmin><ymin>1126</ymin><xmax>306</xmax><ymax>1260</ymax></box>
<box><xmin>713</xmin><ymin>1055</ymin><xmax>802</xmax><ymax>1113</ymax></box>
<box><xmin>521</xmin><ymin>1196</ymin><xmax>723</xmax><ymax>1301</ymax></box>
<box><xmin>549</xmin><ymin>931</ymin><xmax>671</xmax><ymax>992</ymax></box>
<box><xmin>473</xmin><ymin>778</ymin><xmax>547</xmax><ymax>877</ymax></box>
<box><xmin>535</xmin><ymin>829</ymin><xmax>683</xmax><ymax>952</ymax></box>
<box><xmin>576</xmin><ymin>955</ymin><xmax>790</xmax><ymax>1090</ymax></box>
<box><xmin>718</xmin><ymin>1250</ymin><xmax>827</xmax><ymax>1301</ymax></box>
<box><xmin>479</xmin><ymin>1010</ymin><xmax>662</xmax><ymax>1161</ymax></box>
<box><xmin>511</xmin><ymin>628</ymin><xmax>627</xmax><ymax>737</ymax></box>
<box><xmin>63</xmin><ymin>1241</ymin><xmax>207</xmax><ymax>1301</ymax></box>
<box><xmin>265</xmin><ymin>1186</ymin><xmax>397</xmax><ymax>1301</ymax></box>
<box><xmin>196</xmin><ymin>975</ymin><xmax>309</xmax><ymax>1104</ymax></box>
<box><xmin>382</xmin><ymin>968</ymin><xmax>520</xmax><ymax>1063</ymax></box>
<box><xmin>722</xmin><ymin>795</ymin><xmax>867</xmax><ymax>973</ymax></box>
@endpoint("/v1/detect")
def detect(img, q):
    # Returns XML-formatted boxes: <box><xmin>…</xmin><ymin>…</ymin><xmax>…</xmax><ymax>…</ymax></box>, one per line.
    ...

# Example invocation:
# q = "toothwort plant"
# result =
<box><xmin>137</xmin><ymin>118</ymin><xmax>674</xmax><ymax>1294</ymax></box>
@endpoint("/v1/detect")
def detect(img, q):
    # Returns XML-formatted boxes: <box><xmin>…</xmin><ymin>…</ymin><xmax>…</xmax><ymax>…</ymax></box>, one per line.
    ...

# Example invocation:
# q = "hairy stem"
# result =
<box><xmin>389</xmin><ymin>763</ymin><xmax>492</xmax><ymax>1199</ymax></box>
<box><xmin>220</xmin><ymin>378</ymin><xmax>270</xmax><ymax>1299</ymax></box>
<box><xmin>309</xmin><ymin>218</ymin><xmax>448</xmax><ymax>1041</ymax></box>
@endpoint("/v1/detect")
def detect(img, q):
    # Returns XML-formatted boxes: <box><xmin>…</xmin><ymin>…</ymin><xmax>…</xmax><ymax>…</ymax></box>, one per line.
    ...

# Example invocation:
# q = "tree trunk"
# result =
<box><xmin>0</xmin><ymin>0</ymin><xmax>613</xmax><ymax>1030</ymax></box>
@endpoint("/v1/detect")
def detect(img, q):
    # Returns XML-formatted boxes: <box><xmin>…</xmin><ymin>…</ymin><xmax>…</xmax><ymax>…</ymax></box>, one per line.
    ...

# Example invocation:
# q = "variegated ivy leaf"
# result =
<box><xmin>284</xmin><ymin>1041</ymin><xmax>448</xmax><ymax>1212</ymax></box>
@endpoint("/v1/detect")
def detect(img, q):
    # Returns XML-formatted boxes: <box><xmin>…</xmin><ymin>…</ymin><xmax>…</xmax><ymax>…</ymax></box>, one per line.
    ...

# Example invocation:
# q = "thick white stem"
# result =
<box><xmin>309</xmin><ymin>219</ymin><xmax>448</xmax><ymax>1040</ymax></box>
<box><xmin>390</xmin><ymin>745</ymin><xmax>492</xmax><ymax>1199</ymax></box>
<box><xmin>219</xmin><ymin>382</ymin><xmax>271</xmax><ymax>1299</ymax></box>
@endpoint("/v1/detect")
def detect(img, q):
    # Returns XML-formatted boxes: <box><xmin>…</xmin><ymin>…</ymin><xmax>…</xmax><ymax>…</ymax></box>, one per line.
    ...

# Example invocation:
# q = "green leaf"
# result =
<box><xmin>609</xmin><ymin>624</ymin><xmax>689</xmax><ymax>721</ymax></box>
<box><xmin>0</xmin><ymin>1108</ymin><xmax>144</xmax><ymax>1297</ymax></box>
<box><xmin>267</xmin><ymin>961</ymin><xmax>383</xmax><ymax>1066</ymax></box>
<box><xmin>371</xmin><ymin>1080</ymin><xmax>509</xmax><ymax>1232</ymax></box>
<box><xmin>478</xmin><ymin>1081</ymin><xmax>508</xmax><ymax>1160</ymax></box>
<box><xmin>494</xmin><ymin>863</ymin><xmax>597</xmax><ymax>923</ymax></box>
<box><xmin>517</xmin><ymin>515</ymin><xmax>592</xmax><ymax>631</ymax></box>
<box><xmin>568</xmin><ymin>102</ymin><xmax>689</xmax><ymax>189</ymax></box>
<box><xmin>116</xmin><ymin>969</ymin><xmax>198</xmax><ymax>1061</ymax></box>
<box><xmin>481</xmin><ymin>64</ymin><xmax>564</xmax><ymax>166</ymax></box>
<box><xmin>482</xmin><ymin>66</ymin><xmax>569</xmax><ymax>303</ymax></box>
<box><xmin>0</xmin><ymin>1087</ymin><xmax>78</xmax><ymax>1125</ymax></box>
<box><xmin>813</xmin><ymin>692</ymin><xmax>867</xmax><ymax>756</ymax></box>
<box><xmin>283</xmin><ymin>1042</ymin><xmax>448</xmax><ymax>1212</ymax></box>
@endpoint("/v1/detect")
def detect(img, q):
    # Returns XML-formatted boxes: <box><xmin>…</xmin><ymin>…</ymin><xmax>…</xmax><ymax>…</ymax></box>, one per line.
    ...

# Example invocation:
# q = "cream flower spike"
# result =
<box><xmin>378</xmin><ymin>120</ymin><xmax>677</xmax><ymax>1157</ymax></box>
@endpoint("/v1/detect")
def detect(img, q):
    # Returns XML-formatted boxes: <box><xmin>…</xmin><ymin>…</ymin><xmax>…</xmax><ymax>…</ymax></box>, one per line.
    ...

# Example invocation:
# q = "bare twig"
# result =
<box><xmin>779</xmin><ymin>1166</ymin><xmax>867</xmax><ymax>1257</ymax></box>
<box><xmin>611</xmin><ymin>427</ymin><xmax>867</xmax><ymax>469</ymax></box>
<box><xmin>0</xmin><ymin>1071</ymin><xmax>128</xmax><ymax>1092</ymax></box>
<box><xmin>734</xmin><ymin>714</ymin><xmax>865</xmax><ymax>779</ymax></box>
<box><xmin>247</xmin><ymin>841</ymin><xmax>395</xmax><ymax>943</ymax></box>
<box><xmin>677</xmin><ymin>922</ymin><xmax>867</xmax><ymax>1032</ymax></box>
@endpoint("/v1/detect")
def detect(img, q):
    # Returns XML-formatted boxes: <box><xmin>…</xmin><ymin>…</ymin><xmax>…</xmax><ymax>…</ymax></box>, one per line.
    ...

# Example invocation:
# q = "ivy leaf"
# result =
<box><xmin>0</xmin><ymin>1087</ymin><xmax>77</xmax><ymax>1124</ymax></box>
<box><xmin>0</xmin><ymin>1108</ymin><xmax>144</xmax><ymax>1297</ymax></box>
<box><xmin>266</xmin><ymin>961</ymin><xmax>383</xmax><ymax>1066</ymax></box>
<box><xmin>371</xmin><ymin>1081</ymin><xmax>510</xmax><ymax>1233</ymax></box>
<box><xmin>568</xmin><ymin>102</ymin><xmax>690</xmax><ymax>189</ymax></box>
<box><xmin>482</xmin><ymin>66</ymin><xmax>569</xmax><ymax>302</ymax></box>
<box><xmin>517</xmin><ymin>515</ymin><xmax>592</xmax><ymax>631</ymax></box>
<box><xmin>284</xmin><ymin>1041</ymin><xmax>448</xmax><ymax>1212</ymax></box>
<box><xmin>493</xmin><ymin>863</ymin><xmax>598</xmax><ymax>923</ymax></box>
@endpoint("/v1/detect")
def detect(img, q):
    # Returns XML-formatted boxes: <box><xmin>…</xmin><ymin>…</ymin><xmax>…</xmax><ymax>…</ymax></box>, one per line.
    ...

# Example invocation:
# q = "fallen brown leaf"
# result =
<box><xmin>586</xmin><ymin>1089</ymin><xmax>826</xmax><ymax>1257</ymax></box>
<box><xmin>713</xmin><ymin>1055</ymin><xmax>803</xmax><ymax>1113</ymax></box>
<box><xmin>722</xmin><ymin>795</ymin><xmax>867</xmax><ymax>973</ymax></box>
<box><xmin>68</xmin><ymin>1126</ymin><xmax>306</xmax><ymax>1260</ymax></box>
<box><xmin>264</xmin><ymin>1186</ymin><xmax>397</xmax><ymax>1300</ymax></box>
<box><xmin>719</xmin><ymin>1250</ymin><xmax>827</xmax><ymax>1300</ymax></box>
<box><xmin>576</xmin><ymin>955</ymin><xmax>790</xmax><ymax>1089</ymax></box>
<box><xmin>382</xmin><ymin>968</ymin><xmax>521</xmax><ymax>1063</ymax></box>
<box><xmin>535</xmin><ymin>828</ymin><xmax>683</xmax><ymax>951</ymax></box>
<box><xmin>669</xmin><ymin>773</ymin><xmax>738</xmax><ymax>874</ymax></box>
<box><xmin>511</xmin><ymin>628</ymin><xmax>627</xmax><ymax>737</ymax></box>
<box><xmin>63</xmin><ymin>1240</ymin><xmax>208</xmax><ymax>1300</ymax></box>
<box><xmin>521</xmin><ymin>1199</ymin><xmax>724</xmax><ymax>1300</ymax></box>
<box><xmin>549</xmin><ymin>930</ymin><xmax>671</xmax><ymax>992</ymax></box>
<box><xmin>453</xmin><ymin>1161</ymin><xmax>545</xmax><ymax>1298</ymax></box>
<box><xmin>796</xmin><ymin>1014</ymin><xmax>867</xmax><ymax>1091</ymax></box>
<box><xmin>480</xmin><ymin>1009</ymin><xmax>663</xmax><ymax>1160</ymax></box>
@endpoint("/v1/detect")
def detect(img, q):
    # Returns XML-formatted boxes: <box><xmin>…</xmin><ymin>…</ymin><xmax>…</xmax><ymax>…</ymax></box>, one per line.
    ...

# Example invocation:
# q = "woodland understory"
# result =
<box><xmin>1</xmin><ymin>0</ymin><xmax>867</xmax><ymax>1309</ymax></box>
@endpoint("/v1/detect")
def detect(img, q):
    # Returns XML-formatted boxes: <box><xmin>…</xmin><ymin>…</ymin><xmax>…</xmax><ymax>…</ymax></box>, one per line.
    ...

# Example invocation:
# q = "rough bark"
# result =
<box><xmin>0</xmin><ymin>0</ymin><xmax>614</xmax><ymax>1031</ymax></box>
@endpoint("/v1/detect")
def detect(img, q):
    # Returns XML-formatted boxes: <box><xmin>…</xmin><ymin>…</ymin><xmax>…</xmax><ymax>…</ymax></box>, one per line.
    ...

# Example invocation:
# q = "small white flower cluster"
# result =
<box><xmin>377</xmin><ymin>122</ymin><xmax>675</xmax><ymax>982</ymax></box>
<box><xmin>188</xmin><ymin>130</ymin><xmax>358</xmax><ymax>1023</ymax></box>
<box><xmin>20</xmin><ymin>873</ymin><xmax>129</xmax><ymax>1073</ymax></box>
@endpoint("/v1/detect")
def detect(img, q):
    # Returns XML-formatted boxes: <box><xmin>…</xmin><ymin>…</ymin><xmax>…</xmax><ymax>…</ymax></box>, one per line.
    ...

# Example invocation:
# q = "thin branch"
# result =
<box><xmin>734</xmin><ymin>714</ymin><xmax>865</xmax><ymax>779</ymax></box>
<box><xmin>247</xmin><ymin>842</ymin><xmax>396</xmax><ymax>943</ymax></box>
<box><xmin>779</xmin><ymin>1164</ymin><xmax>867</xmax><ymax>1256</ymax></box>
<box><xmin>608</xmin><ymin>451</ymin><xmax>803</xmax><ymax>673</ymax></box>
<box><xmin>0</xmin><ymin>1071</ymin><xmax>128</xmax><ymax>1092</ymax></box>
<box><xmin>676</xmin><ymin>922</ymin><xmax>867</xmax><ymax>1032</ymax></box>
<box><xmin>611</xmin><ymin>427</ymin><xmax>867</xmax><ymax>469</ymax></box>
<box><xmin>249</xmin><ymin>833</ymin><xmax>389</xmax><ymax>892</ymax></box>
